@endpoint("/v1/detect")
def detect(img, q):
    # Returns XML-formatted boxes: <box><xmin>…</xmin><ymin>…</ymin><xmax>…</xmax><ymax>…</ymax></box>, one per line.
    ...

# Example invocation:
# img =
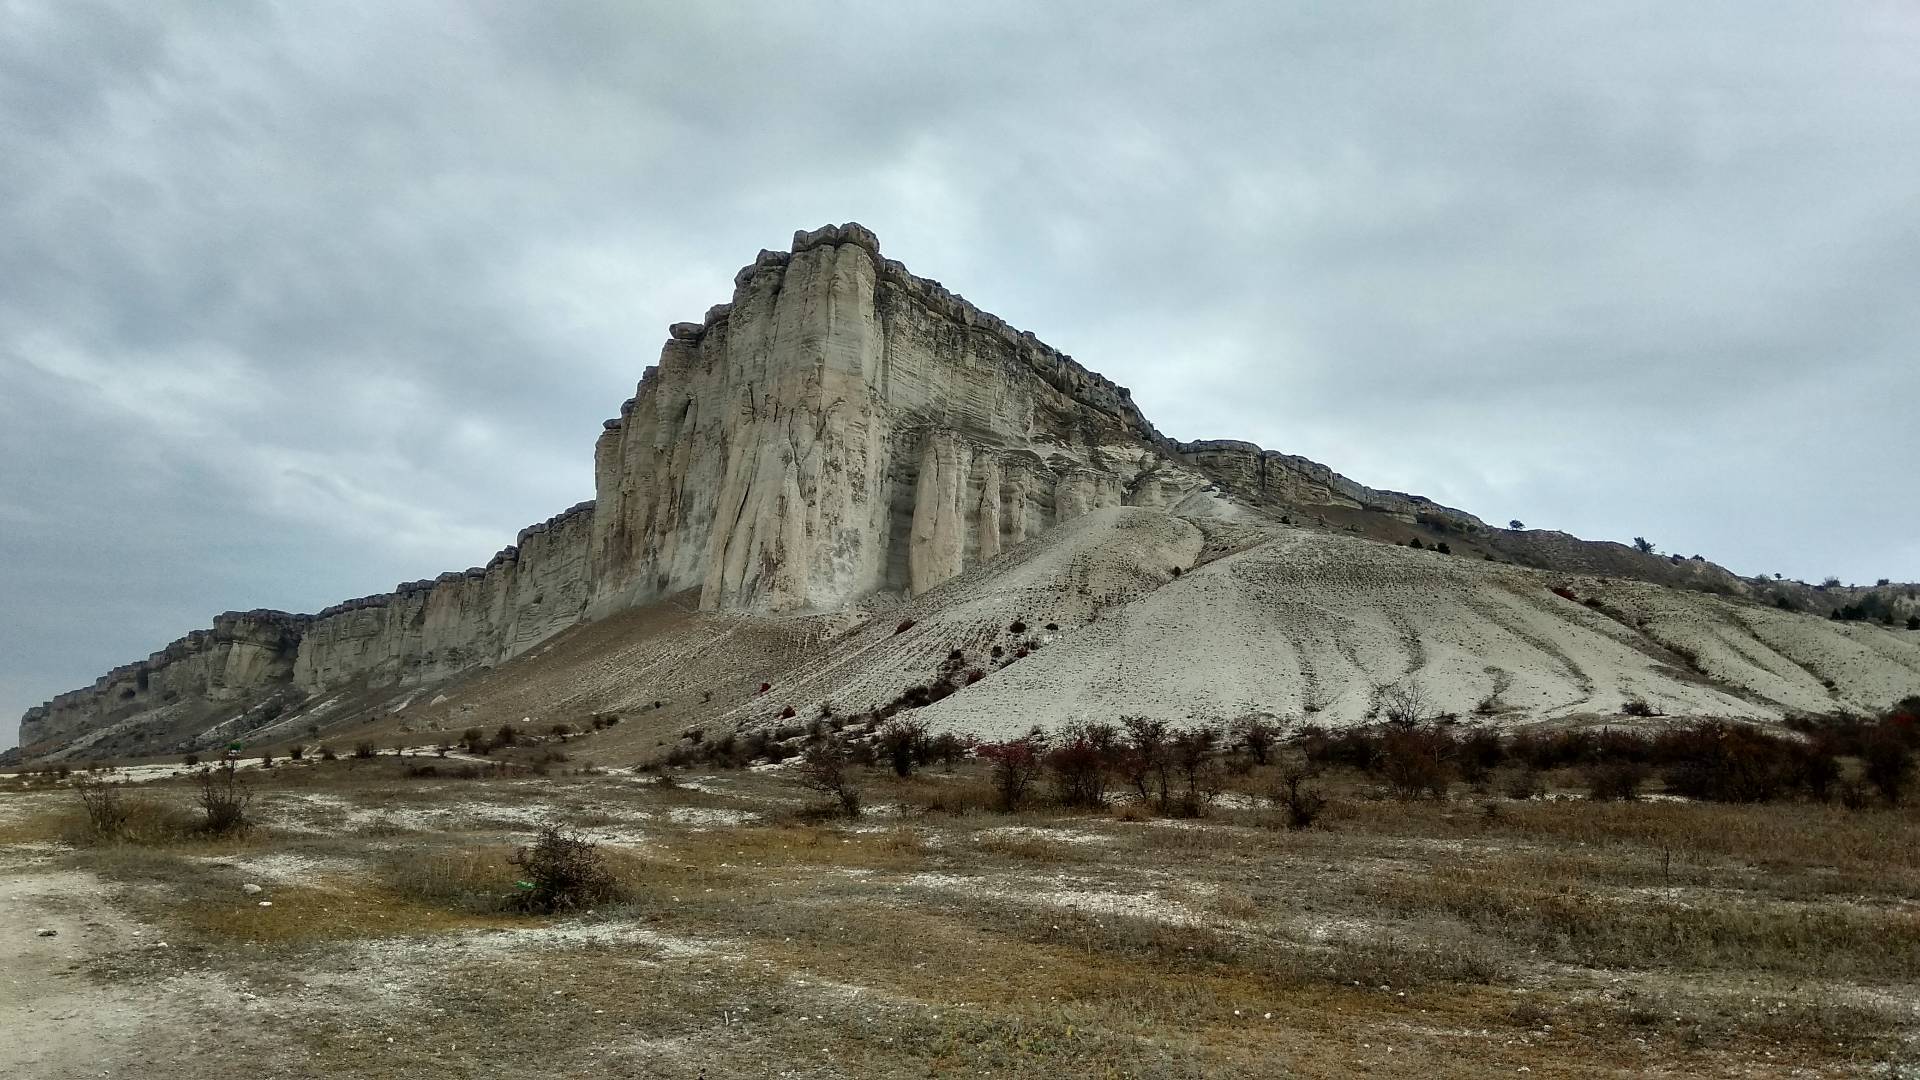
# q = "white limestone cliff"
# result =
<box><xmin>19</xmin><ymin>224</ymin><xmax>1213</xmax><ymax>756</ymax></box>
<box><xmin>18</xmin><ymin>502</ymin><xmax>595</xmax><ymax>756</ymax></box>
<box><xmin>586</xmin><ymin>223</ymin><xmax>1208</xmax><ymax>616</ymax></box>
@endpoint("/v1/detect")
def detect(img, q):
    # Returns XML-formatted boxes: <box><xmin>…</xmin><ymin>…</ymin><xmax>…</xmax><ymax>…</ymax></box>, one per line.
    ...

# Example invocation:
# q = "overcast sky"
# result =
<box><xmin>5</xmin><ymin>2</ymin><xmax>1918</xmax><ymax>748</ymax></box>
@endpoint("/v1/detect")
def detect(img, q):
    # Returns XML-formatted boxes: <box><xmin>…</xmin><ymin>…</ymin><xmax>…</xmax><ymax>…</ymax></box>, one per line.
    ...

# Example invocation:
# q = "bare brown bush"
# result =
<box><xmin>1380</xmin><ymin>727</ymin><xmax>1454</xmax><ymax>800</ymax></box>
<box><xmin>1047</xmin><ymin>721</ymin><xmax>1115</xmax><ymax>808</ymax></box>
<box><xmin>978</xmin><ymin>732</ymin><xmax>1048</xmax><ymax>812</ymax></box>
<box><xmin>1376</xmin><ymin>679</ymin><xmax>1432</xmax><ymax>728</ymax></box>
<box><xmin>196</xmin><ymin>761</ymin><xmax>253</xmax><ymax>834</ymax></box>
<box><xmin>1586</xmin><ymin>760</ymin><xmax>1648</xmax><ymax>801</ymax></box>
<box><xmin>877</xmin><ymin>718</ymin><xmax>930</xmax><ymax>778</ymax></box>
<box><xmin>508</xmin><ymin>826</ymin><xmax>620</xmax><ymax>913</ymax></box>
<box><xmin>1230</xmin><ymin>714</ymin><xmax>1281</xmax><ymax>765</ymax></box>
<box><xmin>794</xmin><ymin>740</ymin><xmax>862</xmax><ymax>817</ymax></box>
<box><xmin>75</xmin><ymin>778</ymin><xmax>130</xmax><ymax>839</ymax></box>
<box><xmin>1273</xmin><ymin>768</ymin><xmax>1327</xmax><ymax>830</ymax></box>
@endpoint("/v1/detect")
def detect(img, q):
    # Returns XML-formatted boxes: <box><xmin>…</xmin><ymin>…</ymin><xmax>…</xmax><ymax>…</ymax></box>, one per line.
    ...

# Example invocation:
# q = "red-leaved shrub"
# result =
<box><xmin>977</xmin><ymin>733</ymin><xmax>1048</xmax><ymax>810</ymax></box>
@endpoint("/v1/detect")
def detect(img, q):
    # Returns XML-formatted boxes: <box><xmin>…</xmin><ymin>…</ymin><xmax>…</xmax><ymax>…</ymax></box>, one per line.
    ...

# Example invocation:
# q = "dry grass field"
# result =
<box><xmin>3</xmin><ymin>734</ymin><xmax>1918</xmax><ymax>1079</ymax></box>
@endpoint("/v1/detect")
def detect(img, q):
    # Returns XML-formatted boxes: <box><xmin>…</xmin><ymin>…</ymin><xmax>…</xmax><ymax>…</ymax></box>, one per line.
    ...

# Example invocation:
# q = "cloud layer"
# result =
<box><xmin>5</xmin><ymin>1</ymin><xmax>1917</xmax><ymax>747</ymax></box>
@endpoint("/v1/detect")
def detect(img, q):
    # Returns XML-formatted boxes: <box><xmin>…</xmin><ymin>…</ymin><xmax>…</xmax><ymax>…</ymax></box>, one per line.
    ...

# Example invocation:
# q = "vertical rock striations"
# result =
<box><xmin>587</xmin><ymin>223</ymin><xmax>1206</xmax><ymax>616</ymax></box>
<box><xmin>289</xmin><ymin>501</ymin><xmax>596</xmax><ymax>688</ymax></box>
<box><xmin>20</xmin><ymin>224</ymin><xmax>1211</xmax><ymax>755</ymax></box>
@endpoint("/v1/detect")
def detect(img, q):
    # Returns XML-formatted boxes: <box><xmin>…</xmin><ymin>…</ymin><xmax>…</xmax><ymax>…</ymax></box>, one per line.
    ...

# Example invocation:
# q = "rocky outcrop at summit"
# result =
<box><xmin>1175</xmin><ymin>439</ymin><xmax>1488</xmax><ymax>532</ymax></box>
<box><xmin>1171</xmin><ymin>438</ymin><xmax>1775</xmax><ymax>600</ymax></box>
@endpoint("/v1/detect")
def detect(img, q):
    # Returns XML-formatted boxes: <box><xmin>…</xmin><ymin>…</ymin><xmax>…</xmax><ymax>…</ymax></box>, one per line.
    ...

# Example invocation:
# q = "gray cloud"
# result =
<box><xmin>4</xmin><ymin>1</ymin><xmax>1917</xmax><ymax>747</ymax></box>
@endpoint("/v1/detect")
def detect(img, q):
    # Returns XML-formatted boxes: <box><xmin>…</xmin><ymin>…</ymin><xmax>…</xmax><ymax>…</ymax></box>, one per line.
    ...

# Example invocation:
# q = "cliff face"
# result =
<box><xmin>17</xmin><ymin>503</ymin><xmax>596</xmax><ymax>757</ymax></box>
<box><xmin>289</xmin><ymin>501</ymin><xmax>595</xmax><ymax>689</ymax></box>
<box><xmin>20</xmin><ymin>224</ymin><xmax>1211</xmax><ymax>757</ymax></box>
<box><xmin>18</xmin><ymin>610</ymin><xmax>307</xmax><ymax>755</ymax></box>
<box><xmin>587</xmin><ymin>223</ymin><xmax>1204</xmax><ymax>616</ymax></box>
<box><xmin>31</xmin><ymin>222</ymin><xmax>1877</xmax><ymax>761</ymax></box>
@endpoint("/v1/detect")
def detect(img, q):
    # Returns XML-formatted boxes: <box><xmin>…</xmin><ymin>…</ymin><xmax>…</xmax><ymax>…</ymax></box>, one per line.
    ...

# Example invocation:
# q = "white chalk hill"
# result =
<box><xmin>697</xmin><ymin>507</ymin><xmax>1920</xmax><ymax>736</ymax></box>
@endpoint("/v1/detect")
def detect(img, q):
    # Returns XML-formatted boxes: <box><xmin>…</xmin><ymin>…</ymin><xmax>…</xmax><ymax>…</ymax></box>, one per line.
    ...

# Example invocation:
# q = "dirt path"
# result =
<box><xmin>0</xmin><ymin>869</ymin><xmax>185</xmax><ymax>1079</ymax></box>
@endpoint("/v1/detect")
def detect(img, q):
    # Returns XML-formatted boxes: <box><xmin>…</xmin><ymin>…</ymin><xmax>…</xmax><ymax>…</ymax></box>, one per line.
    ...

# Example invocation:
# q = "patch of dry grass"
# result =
<box><xmin>868</xmin><ymin>772</ymin><xmax>1033</xmax><ymax>818</ymax></box>
<box><xmin>0</xmin><ymin>792</ymin><xmax>211</xmax><ymax>847</ymax></box>
<box><xmin>1201</xmin><ymin>883</ymin><xmax>1260</xmax><ymax>920</ymax></box>
<box><xmin>0</xmin><ymin>806</ymin><xmax>75</xmax><ymax>844</ymax></box>
<box><xmin>185</xmin><ymin>878</ymin><xmax>514</xmax><ymax>942</ymax></box>
<box><xmin>970</xmin><ymin>832</ymin><xmax>1087</xmax><ymax>863</ymax></box>
<box><xmin>1336</xmin><ymin>789</ymin><xmax>1920</xmax><ymax>879</ymax></box>
<box><xmin>662</xmin><ymin>824</ymin><xmax>927</xmax><ymax>871</ymax></box>
<box><xmin>1364</xmin><ymin>860</ymin><xmax>1920</xmax><ymax>977</ymax></box>
<box><xmin>384</xmin><ymin>844</ymin><xmax>527</xmax><ymax>913</ymax></box>
<box><xmin>702</xmin><ymin>895</ymin><xmax>1848</xmax><ymax>1077</ymax></box>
